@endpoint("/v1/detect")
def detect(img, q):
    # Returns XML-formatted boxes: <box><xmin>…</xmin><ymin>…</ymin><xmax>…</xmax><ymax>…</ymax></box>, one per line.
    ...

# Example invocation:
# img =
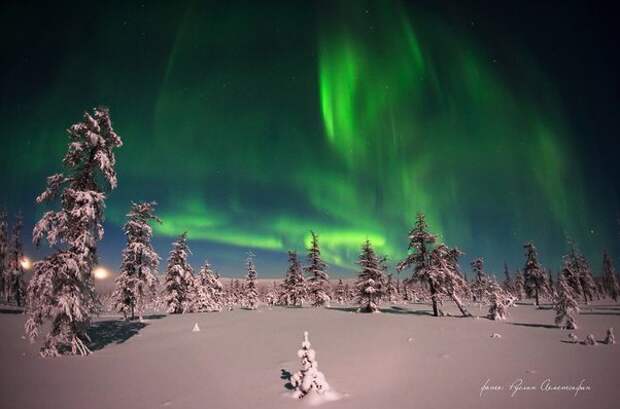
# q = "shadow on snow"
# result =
<box><xmin>580</xmin><ymin>311</ymin><xmax>620</xmax><ymax>316</ymax></box>
<box><xmin>510</xmin><ymin>322</ymin><xmax>558</xmax><ymax>329</ymax></box>
<box><xmin>88</xmin><ymin>319</ymin><xmax>154</xmax><ymax>351</ymax></box>
<box><xmin>328</xmin><ymin>305</ymin><xmax>444</xmax><ymax>317</ymax></box>
<box><xmin>0</xmin><ymin>307</ymin><xmax>24</xmax><ymax>314</ymax></box>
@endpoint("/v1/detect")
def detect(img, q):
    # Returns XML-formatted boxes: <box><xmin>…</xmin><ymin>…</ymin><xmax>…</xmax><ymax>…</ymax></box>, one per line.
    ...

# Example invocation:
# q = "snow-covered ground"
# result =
<box><xmin>1</xmin><ymin>301</ymin><xmax>618</xmax><ymax>409</ymax></box>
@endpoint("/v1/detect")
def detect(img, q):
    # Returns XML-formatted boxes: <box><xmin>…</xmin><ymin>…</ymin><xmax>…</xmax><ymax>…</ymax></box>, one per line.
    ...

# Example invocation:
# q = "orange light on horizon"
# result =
<box><xmin>20</xmin><ymin>256</ymin><xmax>32</xmax><ymax>270</ymax></box>
<box><xmin>93</xmin><ymin>266</ymin><xmax>110</xmax><ymax>280</ymax></box>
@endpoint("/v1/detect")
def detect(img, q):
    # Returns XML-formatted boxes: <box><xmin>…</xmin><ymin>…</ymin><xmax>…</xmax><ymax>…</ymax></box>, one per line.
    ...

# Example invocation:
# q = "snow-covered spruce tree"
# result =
<box><xmin>111</xmin><ymin>202</ymin><xmax>161</xmax><ymax>320</ymax></box>
<box><xmin>554</xmin><ymin>273</ymin><xmax>579</xmax><ymax>329</ymax></box>
<box><xmin>237</xmin><ymin>280</ymin><xmax>246</xmax><ymax>307</ymax></box>
<box><xmin>602</xmin><ymin>251</ymin><xmax>619</xmax><ymax>302</ymax></box>
<box><xmin>385</xmin><ymin>274</ymin><xmax>398</xmax><ymax>302</ymax></box>
<box><xmin>563</xmin><ymin>241</ymin><xmax>596</xmax><ymax>304</ymax></box>
<box><xmin>436</xmin><ymin>245</ymin><xmax>472</xmax><ymax>317</ymax></box>
<box><xmin>595</xmin><ymin>280</ymin><xmax>604</xmax><ymax>301</ymax></box>
<box><xmin>502</xmin><ymin>262</ymin><xmax>513</xmax><ymax>293</ymax></box>
<box><xmin>378</xmin><ymin>255</ymin><xmax>394</xmax><ymax>303</ymax></box>
<box><xmin>191</xmin><ymin>276</ymin><xmax>213</xmax><ymax>313</ymax></box>
<box><xmin>522</xmin><ymin>242</ymin><xmax>547</xmax><ymax>306</ymax></box>
<box><xmin>576</xmin><ymin>255</ymin><xmax>596</xmax><ymax>304</ymax></box>
<box><xmin>413</xmin><ymin>244</ymin><xmax>465</xmax><ymax>316</ymax></box>
<box><xmin>188</xmin><ymin>272</ymin><xmax>207</xmax><ymax>313</ymax></box>
<box><xmin>487</xmin><ymin>279</ymin><xmax>512</xmax><ymax>320</ymax></box>
<box><xmin>7</xmin><ymin>213</ymin><xmax>26</xmax><ymax>306</ymax></box>
<box><xmin>355</xmin><ymin>240</ymin><xmax>386</xmax><ymax>313</ymax></box>
<box><xmin>402</xmin><ymin>280</ymin><xmax>414</xmax><ymax>303</ymax></box>
<box><xmin>290</xmin><ymin>259</ymin><xmax>306</xmax><ymax>306</ymax></box>
<box><xmin>334</xmin><ymin>279</ymin><xmax>346</xmax><ymax>304</ymax></box>
<box><xmin>184</xmin><ymin>273</ymin><xmax>200</xmax><ymax>313</ymax></box>
<box><xmin>305</xmin><ymin>231</ymin><xmax>330</xmax><ymax>307</ymax></box>
<box><xmin>561</xmin><ymin>244</ymin><xmax>582</xmax><ymax>298</ymax></box>
<box><xmin>230</xmin><ymin>279</ymin><xmax>243</xmax><ymax>307</ymax></box>
<box><xmin>279</xmin><ymin>250</ymin><xmax>307</xmax><ymax>307</ymax></box>
<box><xmin>162</xmin><ymin>233</ymin><xmax>194</xmax><ymax>314</ymax></box>
<box><xmin>196</xmin><ymin>259</ymin><xmax>224</xmax><ymax>312</ymax></box>
<box><xmin>25</xmin><ymin>107</ymin><xmax>122</xmax><ymax>357</ymax></box>
<box><xmin>344</xmin><ymin>282</ymin><xmax>353</xmax><ymax>303</ymax></box>
<box><xmin>397</xmin><ymin>213</ymin><xmax>442</xmax><ymax>316</ymax></box>
<box><xmin>264</xmin><ymin>281</ymin><xmax>278</xmax><ymax>307</ymax></box>
<box><xmin>446</xmin><ymin>247</ymin><xmax>465</xmax><ymax>278</ymax></box>
<box><xmin>469</xmin><ymin>258</ymin><xmax>491</xmax><ymax>303</ymax></box>
<box><xmin>222</xmin><ymin>280</ymin><xmax>236</xmax><ymax>310</ymax></box>
<box><xmin>243</xmin><ymin>252</ymin><xmax>259</xmax><ymax>310</ymax></box>
<box><xmin>290</xmin><ymin>331</ymin><xmax>331</xmax><ymax>399</ymax></box>
<box><xmin>0</xmin><ymin>211</ymin><xmax>8</xmax><ymax>303</ymax></box>
<box><xmin>513</xmin><ymin>270</ymin><xmax>525</xmax><ymax>300</ymax></box>
<box><xmin>211</xmin><ymin>271</ymin><xmax>224</xmax><ymax>308</ymax></box>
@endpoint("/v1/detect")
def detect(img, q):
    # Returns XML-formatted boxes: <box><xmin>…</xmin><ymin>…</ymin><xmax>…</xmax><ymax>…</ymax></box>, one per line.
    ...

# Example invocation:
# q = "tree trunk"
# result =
<box><xmin>450</xmin><ymin>292</ymin><xmax>472</xmax><ymax>317</ymax></box>
<box><xmin>535</xmin><ymin>287</ymin><xmax>539</xmax><ymax>306</ymax></box>
<box><xmin>429</xmin><ymin>279</ymin><xmax>439</xmax><ymax>317</ymax></box>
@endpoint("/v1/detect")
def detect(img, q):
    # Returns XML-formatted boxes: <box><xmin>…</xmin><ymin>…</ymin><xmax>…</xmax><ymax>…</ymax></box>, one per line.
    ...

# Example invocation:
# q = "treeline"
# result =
<box><xmin>16</xmin><ymin>107</ymin><xmax>620</xmax><ymax>357</ymax></box>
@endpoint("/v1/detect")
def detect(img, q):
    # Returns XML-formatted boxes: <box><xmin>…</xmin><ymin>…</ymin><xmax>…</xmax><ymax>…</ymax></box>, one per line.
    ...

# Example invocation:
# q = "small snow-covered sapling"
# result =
<box><xmin>290</xmin><ymin>331</ymin><xmax>330</xmax><ymax>399</ymax></box>
<box><xmin>584</xmin><ymin>334</ymin><xmax>597</xmax><ymax>346</ymax></box>
<box><xmin>604</xmin><ymin>328</ymin><xmax>615</xmax><ymax>345</ymax></box>
<box><xmin>554</xmin><ymin>275</ymin><xmax>579</xmax><ymax>330</ymax></box>
<box><xmin>487</xmin><ymin>281</ymin><xmax>512</xmax><ymax>321</ymax></box>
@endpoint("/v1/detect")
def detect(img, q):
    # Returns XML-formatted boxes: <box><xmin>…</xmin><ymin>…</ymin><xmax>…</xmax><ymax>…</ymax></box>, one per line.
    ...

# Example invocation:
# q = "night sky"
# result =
<box><xmin>1</xmin><ymin>0</ymin><xmax>619</xmax><ymax>278</ymax></box>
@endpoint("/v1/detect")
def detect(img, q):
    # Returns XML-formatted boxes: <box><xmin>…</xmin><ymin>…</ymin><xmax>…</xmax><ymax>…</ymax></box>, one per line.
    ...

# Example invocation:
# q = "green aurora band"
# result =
<box><xmin>0</xmin><ymin>0</ymin><xmax>613</xmax><ymax>274</ymax></box>
<box><xmin>146</xmin><ymin>1</ymin><xmax>595</xmax><ymax>269</ymax></box>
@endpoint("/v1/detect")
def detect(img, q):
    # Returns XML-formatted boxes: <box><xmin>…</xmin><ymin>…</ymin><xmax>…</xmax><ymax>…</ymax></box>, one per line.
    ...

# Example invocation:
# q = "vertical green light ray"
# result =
<box><xmin>314</xmin><ymin>0</ymin><xmax>599</xmax><ymax>267</ymax></box>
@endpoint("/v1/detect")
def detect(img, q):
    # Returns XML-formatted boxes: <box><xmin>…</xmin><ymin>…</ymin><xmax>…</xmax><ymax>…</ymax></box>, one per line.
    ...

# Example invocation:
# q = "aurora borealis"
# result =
<box><xmin>1</xmin><ymin>1</ymin><xmax>618</xmax><ymax>277</ymax></box>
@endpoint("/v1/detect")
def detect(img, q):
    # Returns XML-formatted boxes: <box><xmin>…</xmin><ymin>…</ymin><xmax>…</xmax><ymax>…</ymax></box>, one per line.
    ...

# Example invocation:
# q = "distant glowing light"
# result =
<box><xmin>93</xmin><ymin>266</ymin><xmax>110</xmax><ymax>280</ymax></box>
<box><xmin>20</xmin><ymin>256</ymin><xmax>32</xmax><ymax>270</ymax></box>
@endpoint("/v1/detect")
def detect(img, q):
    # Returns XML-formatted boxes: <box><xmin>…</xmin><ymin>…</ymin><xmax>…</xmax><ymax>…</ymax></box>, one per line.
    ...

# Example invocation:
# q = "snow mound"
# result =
<box><xmin>583</xmin><ymin>334</ymin><xmax>596</xmax><ymax>346</ymax></box>
<box><xmin>490</xmin><ymin>333</ymin><xmax>502</xmax><ymax>338</ymax></box>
